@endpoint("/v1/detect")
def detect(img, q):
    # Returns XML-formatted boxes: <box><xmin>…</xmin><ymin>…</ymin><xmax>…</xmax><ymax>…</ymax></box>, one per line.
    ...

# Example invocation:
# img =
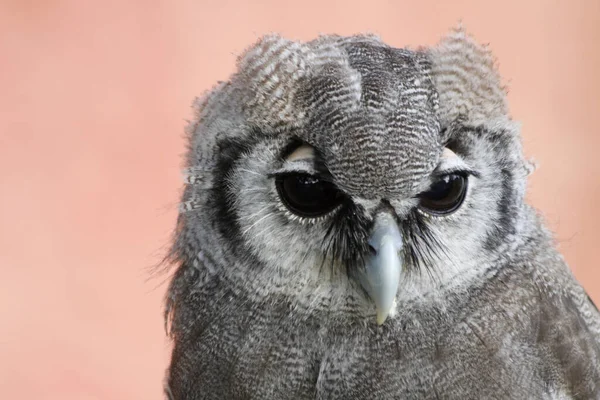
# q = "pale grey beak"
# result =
<box><xmin>357</xmin><ymin>213</ymin><xmax>402</xmax><ymax>325</ymax></box>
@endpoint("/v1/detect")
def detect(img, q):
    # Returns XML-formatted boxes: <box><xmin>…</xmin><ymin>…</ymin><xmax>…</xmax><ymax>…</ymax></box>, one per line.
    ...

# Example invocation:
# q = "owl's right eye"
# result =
<box><xmin>275</xmin><ymin>173</ymin><xmax>344</xmax><ymax>218</ymax></box>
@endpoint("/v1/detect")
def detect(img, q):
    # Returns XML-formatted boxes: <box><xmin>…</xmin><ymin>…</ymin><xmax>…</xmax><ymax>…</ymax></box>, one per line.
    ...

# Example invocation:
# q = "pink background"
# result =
<box><xmin>1</xmin><ymin>1</ymin><xmax>599</xmax><ymax>398</ymax></box>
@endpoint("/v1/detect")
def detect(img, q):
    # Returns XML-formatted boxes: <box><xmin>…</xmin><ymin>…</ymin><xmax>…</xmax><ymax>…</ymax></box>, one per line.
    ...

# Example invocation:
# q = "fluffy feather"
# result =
<box><xmin>164</xmin><ymin>29</ymin><xmax>600</xmax><ymax>399</ymax></box>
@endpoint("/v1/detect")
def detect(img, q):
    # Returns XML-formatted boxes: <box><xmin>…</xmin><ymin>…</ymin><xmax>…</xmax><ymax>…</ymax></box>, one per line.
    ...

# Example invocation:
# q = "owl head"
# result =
<box><xmin>168</xmin><ymin>29</ymin><xmax>534</xmax><ymax>327</ymax></box>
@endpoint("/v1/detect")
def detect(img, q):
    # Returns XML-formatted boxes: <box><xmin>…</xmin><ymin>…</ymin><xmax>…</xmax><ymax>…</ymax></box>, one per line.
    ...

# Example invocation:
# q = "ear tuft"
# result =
<box><xmin>429</xmin><ymin>27</ymin><xmax>510</xmax><ymax>129</ymax></box>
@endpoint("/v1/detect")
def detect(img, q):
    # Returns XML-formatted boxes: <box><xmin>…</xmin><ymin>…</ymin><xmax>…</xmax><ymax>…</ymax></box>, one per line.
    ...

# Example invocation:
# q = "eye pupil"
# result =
<box><xmin>276</xmin><ymin>173</ymin><xmax>343</xmax><ymax>218</ymax></box>
<box><xmin>418</xmin><ymin>173</ymin><xmax>468</xmax><ymax>215</ymax></box>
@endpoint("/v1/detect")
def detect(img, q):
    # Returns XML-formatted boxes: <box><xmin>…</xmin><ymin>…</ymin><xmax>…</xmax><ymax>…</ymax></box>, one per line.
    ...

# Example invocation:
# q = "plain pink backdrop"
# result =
<box><xmin>1</xmin><ymin>1</ymin><xmax>599</xmax><ymax>399</ymax></box>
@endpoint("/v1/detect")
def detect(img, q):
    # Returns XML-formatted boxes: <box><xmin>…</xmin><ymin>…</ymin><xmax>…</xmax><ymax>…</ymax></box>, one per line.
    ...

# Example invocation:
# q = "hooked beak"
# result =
<box><xmin>357</xmin><ymin>213</ymin><xmax>402</xmax><ymax>325</ymax></box>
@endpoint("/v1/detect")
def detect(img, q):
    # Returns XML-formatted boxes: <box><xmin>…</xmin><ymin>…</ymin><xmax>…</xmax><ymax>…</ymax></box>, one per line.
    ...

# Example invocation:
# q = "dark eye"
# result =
<box><xmin>275</xmin><ymin>173</ymin><xmax>344</xmax><ymax>218</ymax></box>
<box><xmin>418</xmin><ymin>173</ymin><xmax>468</xmax><ymax>215</ymax></box>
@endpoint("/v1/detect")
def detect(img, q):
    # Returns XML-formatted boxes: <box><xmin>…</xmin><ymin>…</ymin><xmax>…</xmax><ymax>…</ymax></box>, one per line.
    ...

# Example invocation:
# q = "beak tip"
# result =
<box><xmin>375</xmin><ymin>298</ymin><xmax>397</xmax><ymax>325</ymax></box>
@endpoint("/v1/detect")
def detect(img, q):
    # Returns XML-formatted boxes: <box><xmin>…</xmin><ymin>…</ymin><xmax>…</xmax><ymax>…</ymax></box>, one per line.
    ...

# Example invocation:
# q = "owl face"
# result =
<box><xmin>175</xmin><ymin>32</ymin><xmax>530</xmax><ymax>324</ymax></box>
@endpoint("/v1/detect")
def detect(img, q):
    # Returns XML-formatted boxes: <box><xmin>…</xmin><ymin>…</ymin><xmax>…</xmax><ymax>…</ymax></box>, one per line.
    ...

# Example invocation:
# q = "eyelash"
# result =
<box><xmin>273</xmin><ymin>200</ymin><xmax>339</xmax><ymax>225</ymax></box>
<box><xmin>416</xmin><ymin>168</ymin><xmax>476</xmax><ymax>199</ymax></box>
<box><xmin>270</xmin><ymin>161</ymin><xmax>319</xmax><ymax>177</ymax></box>
<box><xmin>432</xmin><ymin>168</ymin><xmax>479</xmax><ymax>179</ymax></box>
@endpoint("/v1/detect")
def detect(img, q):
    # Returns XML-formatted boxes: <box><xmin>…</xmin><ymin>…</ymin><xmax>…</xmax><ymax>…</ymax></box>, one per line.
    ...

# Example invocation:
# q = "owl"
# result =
<box><xmin>164</xmin><ymin>29</ymin><xmax>600</xmax><ymax>399</ymax></box>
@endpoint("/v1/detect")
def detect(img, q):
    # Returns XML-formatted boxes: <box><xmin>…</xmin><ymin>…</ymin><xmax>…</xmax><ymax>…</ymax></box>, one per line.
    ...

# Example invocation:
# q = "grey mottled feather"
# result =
<box><xmin>164</xmin><ymin>29</ymin><xmax>600</xmax><ymax>399</ymax></box>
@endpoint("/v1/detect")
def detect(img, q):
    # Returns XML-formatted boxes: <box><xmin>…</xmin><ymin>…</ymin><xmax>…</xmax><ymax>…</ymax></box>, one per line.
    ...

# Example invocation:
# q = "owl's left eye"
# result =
<box><xmin>418</xmin><ymin>173</ymin><xmax>468</xmax><ymax>216</ymax></box>
<box><xmin>275</xmin><ymin>173</ymin><xmax>344</xmax><ymax>218</ymax></box>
